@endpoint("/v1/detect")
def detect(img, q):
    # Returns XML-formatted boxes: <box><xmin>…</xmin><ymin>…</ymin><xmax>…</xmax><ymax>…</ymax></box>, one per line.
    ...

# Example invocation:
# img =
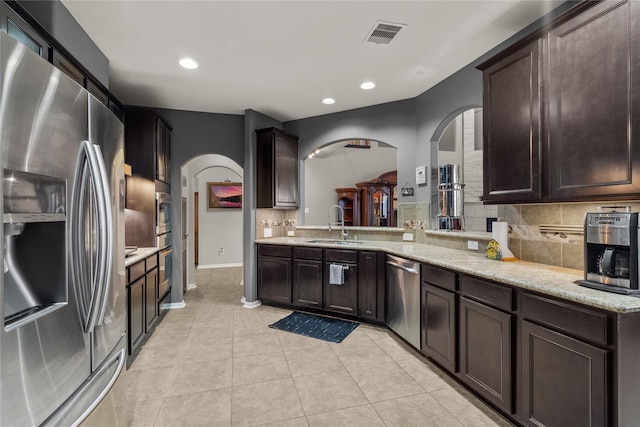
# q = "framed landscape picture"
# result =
<box><xmin>207</xmin><ymin>182</ymin><xmax>242</xmax><ymax>209</ymax></box>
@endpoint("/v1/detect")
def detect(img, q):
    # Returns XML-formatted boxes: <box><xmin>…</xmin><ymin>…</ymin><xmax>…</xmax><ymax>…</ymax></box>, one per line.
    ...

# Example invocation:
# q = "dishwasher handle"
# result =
<box><xmin>386</xmin><ymin>260</ymin><xmax>419</xmax><ymax>275</ymax></box>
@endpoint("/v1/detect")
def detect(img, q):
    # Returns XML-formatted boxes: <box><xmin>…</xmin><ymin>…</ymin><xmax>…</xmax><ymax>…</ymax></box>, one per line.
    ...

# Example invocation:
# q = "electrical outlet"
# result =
<box><xmin>467</xmin><ymin>240</ymin><xmax>479</xmax><ymax>251</ymax></box>
<box><xmin>304</xmin><ymin>208</ymin><xmax>310</xmax><ymax>214</ymax></box>
<box><xmin>402</xmin><ymin>233</ymin><xmax>414</xmax><ymax>241</ymax></box>
<box><xmin>219</xmin><ymin>248</ymin><xmax>224</xmax><ymax>255</ymax></box>
<box><xmin>264</xmin><ymin>227</ymin><xmax>272</xmax><ymax>238</ymax></box>
<box><xmin>287</xmin><ymin>230</ymin><xmax>295</xmax><ymax>237</ymax></box>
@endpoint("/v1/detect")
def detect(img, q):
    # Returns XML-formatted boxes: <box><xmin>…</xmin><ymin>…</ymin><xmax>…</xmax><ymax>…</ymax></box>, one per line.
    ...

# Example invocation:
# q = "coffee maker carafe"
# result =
<box><xmin>580</xmin><ymin>211</ymin><xmax>640</xmax><ymax>294</ymax></box>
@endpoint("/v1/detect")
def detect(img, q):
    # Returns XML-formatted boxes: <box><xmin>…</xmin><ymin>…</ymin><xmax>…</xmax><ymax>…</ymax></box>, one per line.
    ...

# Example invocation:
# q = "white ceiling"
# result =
<box><xmin>61</xmin><ymin>0</ymin><xmax>564</xmax><ymax>122</ymax></box>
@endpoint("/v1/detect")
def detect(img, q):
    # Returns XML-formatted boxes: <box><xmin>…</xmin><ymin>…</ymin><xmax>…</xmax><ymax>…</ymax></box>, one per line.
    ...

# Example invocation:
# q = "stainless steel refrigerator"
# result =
<box><xmin>0</xmin><ymin>32</ymin><xmax>126</xmax><ymax>426</ymax></box>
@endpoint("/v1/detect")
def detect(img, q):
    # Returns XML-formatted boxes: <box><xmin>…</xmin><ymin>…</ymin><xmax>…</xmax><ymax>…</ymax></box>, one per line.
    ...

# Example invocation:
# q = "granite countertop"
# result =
<box><xmin>256</xmin><ymin>237</ymin><xmax>640</xmax><ymax>314</ymax></box>
<box><xmin>125</xmin><ymin>247</ymin><xmax>160</xmax><ymax>267</ymax></box>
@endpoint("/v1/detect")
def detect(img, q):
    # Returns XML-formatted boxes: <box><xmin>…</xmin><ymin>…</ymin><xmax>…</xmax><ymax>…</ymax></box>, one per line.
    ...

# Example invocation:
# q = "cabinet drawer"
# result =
<box><xmin>521</xmin><ymin>293</ymin><xmax>609</xmax><ymax>345</ymax></box>
<box><xmin>146</xmin><ymin>253</ymin><xmax>158</xmax><ymax>270</ymax></box>
<box><xmin>129</xmin><ymin>260</ymin><xmax>145</xmax><ymax>283</ymax></box>
<box><xmin>259</xmin><ymin>245</ymin><xmax>292</xmax><ymax>258</ymax></box>
<box><xmin>460</xmin><ymin>275</ymin><xmax>513</xmax><ymax>312</ymax></box>
<box><xmin>293</xmin><ymin>247</ymin><xmax>323</xmax><ymax>260</ymax></box>
<box><xmin>325</xmin><ymin>249</ymin><xmax>358</xmax><ymax>263</ymax></box>
<box><xmin>421</xmin><ymin>264</ymin><xmax>457</xmax><ymax>292</ymax></box>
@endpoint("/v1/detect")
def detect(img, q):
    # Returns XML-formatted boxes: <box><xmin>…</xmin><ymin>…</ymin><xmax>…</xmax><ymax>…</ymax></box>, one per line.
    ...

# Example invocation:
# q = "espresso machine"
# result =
<box><xmin>579</xmin><ymin>211</ymin><xmax>640</xmax><ymax>294</ymax></box>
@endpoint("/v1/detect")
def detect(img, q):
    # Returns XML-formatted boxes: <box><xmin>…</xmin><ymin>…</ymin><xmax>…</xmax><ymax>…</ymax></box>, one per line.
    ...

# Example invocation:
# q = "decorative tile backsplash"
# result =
<box><xmin>256</xmin><ymin>208</ymin><xmax>298</xmax><ymax>238</ymax></box>
<box><xmin>255</xmin><ymin>201</ymin><xmax>640</xmax><ymax>272</ymax></box>
<box><xmin>497</xmin><ymin>201</ymin><xmax>640</xmax><ymax>271</ymax></box>
<box><xmin>398</xmin><ymin>202</ymin><xmax>429</xmax><ymax>229</ymax></box>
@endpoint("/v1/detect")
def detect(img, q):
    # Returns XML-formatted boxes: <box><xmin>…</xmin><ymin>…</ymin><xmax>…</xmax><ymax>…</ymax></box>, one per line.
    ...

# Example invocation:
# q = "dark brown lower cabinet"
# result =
<box><xmin>357</xmin><ymin>251</ymin><xmax>382</xmax><ymax>321</ymax></box>
<box><xmin>127</xmin><ymin>253</ymin><xmax>161</xmax><ymax>357</ymax></box>
<box><xmin>128</xmin><ymin>277</ymin><xmax>145</xmax><ymax>354</ymax></box>
<box><xmin>521</xmin><ymin>320</ymin><xmax>607</xmax><ymax>427</ymax></box>
<box><xmin>421</xmin><ymin>283</ymin><xmax>456</xmax><ymax>372</ymax></box>
<box><xmin>459</xmin><ymin>296</ymin><xmax>513</xmax><ymax>413</ymax></box>
<box><xmin>145</xmin><ymin>268</ymin><xmax>158</xmax><ymax>331</ymax></box>
<box><xmin>257</xmin><ymin>255</ymin><xmax>292</xmax><ymax>304</ymax></box>
<box><xmin>293</xmin><ymin>258</ymin><xmax>323</xmax><ymax>308</ymax></box>
<box><xmin>323</xmin><ymin>249</ymin><xmax>358</xmax><ymax>315</ymax></box>
<box><xmin>324</xmin><ymin>262</ymin><xmax>358</xmax><ymax>315</ymax></box>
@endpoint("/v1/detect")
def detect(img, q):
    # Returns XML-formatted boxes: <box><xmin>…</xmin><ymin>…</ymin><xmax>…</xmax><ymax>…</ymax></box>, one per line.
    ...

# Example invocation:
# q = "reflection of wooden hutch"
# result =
<box><xmin>356</xmin><ymin>171</ymin><xmax>397</xmax><ymax>227</ymax></box>
<box><xmin>335</xmin><ymin>188</ymin><xmax>361</xmax><ymax>226</ymax></box>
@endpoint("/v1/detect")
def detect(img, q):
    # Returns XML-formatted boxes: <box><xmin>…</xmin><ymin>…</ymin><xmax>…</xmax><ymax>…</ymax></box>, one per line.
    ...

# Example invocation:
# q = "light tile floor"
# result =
<box><xmin>125</xmin><ymin>266</ymin><xmax>514</xmax><ymax>426</ymax></box>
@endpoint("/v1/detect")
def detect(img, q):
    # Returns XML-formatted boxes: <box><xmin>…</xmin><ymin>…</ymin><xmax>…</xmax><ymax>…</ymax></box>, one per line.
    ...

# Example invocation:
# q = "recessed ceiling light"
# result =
<box><xmin>361</xmin><ymin>81</ymin><xmax>376</xmax><ymax>90</ymax></box>
<box><xmin>179</xmin><ymin>58</ymin><xmax>199</xmax><ymax>69</ymax></box>
<box><xmin>322</xmin><ymin>98</ymin><xmax>335</xmax><ymax>105</ymax></box>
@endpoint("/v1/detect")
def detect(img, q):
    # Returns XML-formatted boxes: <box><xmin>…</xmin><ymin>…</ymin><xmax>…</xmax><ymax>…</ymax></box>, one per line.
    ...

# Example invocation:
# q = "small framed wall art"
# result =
<box><xmin>416</xmin><ymin>166</ymin><xmax>427</xmax><ymax>185</ymax></box>
<box><xmin>207</xmin><ymin>182</ymin><xmax>242</xmax><ymax>209</ymax></box>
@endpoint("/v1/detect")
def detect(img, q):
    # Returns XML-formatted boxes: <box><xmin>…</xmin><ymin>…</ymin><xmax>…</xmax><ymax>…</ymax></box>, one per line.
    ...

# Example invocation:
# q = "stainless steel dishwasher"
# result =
<box><xmin>386</xmin><ymin>254</ymin><xmax>421</xmax><ymax>348</ymax></box>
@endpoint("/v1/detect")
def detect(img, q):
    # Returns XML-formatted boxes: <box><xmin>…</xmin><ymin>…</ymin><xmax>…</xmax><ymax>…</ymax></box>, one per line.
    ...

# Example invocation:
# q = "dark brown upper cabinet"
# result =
<box><xmin>479</xmin><ymin>0</ymin><xmax>640</xmax><ymax>204</ymax></box>
<box><xmin>481</xmin><ymin>40</ymin><xmax>542</xmax><ymax>203</ymax></box>
<box><xmin>546</xmin><ymin>0</ymin><xmax>640</xmax><ymax>200</ymax></box>
<box><xmin>256</xmin><ymin>128</ymin><xmax>299</xmax><ymax>209</ymax></box>
<box><xmin>125</xmin><ymin>107</ymin><xmax>172</xmax><ymax>185</ymax></box>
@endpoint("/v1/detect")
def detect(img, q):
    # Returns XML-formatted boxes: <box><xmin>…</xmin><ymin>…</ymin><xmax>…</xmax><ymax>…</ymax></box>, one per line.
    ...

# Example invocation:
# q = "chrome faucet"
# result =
<box><xmin>328</xmin><ymin>204</ymin><xmax>348</xmax><ymax>240</ymax></box>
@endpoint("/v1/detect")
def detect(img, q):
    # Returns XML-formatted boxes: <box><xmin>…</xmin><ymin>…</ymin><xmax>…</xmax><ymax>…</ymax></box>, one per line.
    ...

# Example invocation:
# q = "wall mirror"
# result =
<box><xmin>431</xmin><ymin>108</ymin><xmax>496</xmax><ymax>232</ymax></box>
<box><xmin>304</xmin><ymin>139</ymin><xmax>397</xmax><ymax>227</ymax></box>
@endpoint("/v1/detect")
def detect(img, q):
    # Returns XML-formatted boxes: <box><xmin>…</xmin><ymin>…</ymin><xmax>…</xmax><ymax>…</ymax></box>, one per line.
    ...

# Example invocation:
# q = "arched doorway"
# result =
<box><xmin>181</xmin><ymin>155</ymin><xmax>243</xmax><ymax>291</ymax></box>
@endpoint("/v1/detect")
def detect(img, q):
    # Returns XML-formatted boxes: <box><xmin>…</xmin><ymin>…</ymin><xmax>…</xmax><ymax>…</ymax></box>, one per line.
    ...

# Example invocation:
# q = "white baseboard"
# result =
<box><xmin>241</xmin><ymin>297</ymin><xmax>261</xmax><ymax>309</ymax></box>
<box><xmin>197</xmin><ymin>263</ymin><xmax>242</xmax><ymax>269</ymax></box>
<box><xmin>186</xmin><ymin>282</ymin><xmax>197</xmax><ymax>291</ymax></box>
<box><xmin>161</xmin><ymin>301</ymin><xmax>186</xmax><ymax>310</ymax></box>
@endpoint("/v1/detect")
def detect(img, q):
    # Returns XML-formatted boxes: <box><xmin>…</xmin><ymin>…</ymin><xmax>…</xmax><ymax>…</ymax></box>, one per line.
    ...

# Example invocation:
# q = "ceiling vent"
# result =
<box><xmin>365</xmin><ymin>21</ymin><xmax>405</xmax><ymax>45</ymax></box>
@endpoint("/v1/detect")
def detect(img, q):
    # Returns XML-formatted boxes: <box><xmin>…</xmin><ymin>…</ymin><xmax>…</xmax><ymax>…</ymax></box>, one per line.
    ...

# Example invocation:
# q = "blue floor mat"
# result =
<box><xmin>268</xmin><ymin>311</ymin><xmax>359</xmax><ymax>343</ymax></box>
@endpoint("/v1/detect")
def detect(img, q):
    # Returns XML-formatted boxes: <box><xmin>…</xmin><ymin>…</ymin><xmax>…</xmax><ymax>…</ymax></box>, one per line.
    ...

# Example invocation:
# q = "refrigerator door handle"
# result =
<box><xmin>90</xmin><ymin>143</ymin><xmax>114</xmax><ymax>326</ymax></box>
<box><xmin>70</xmin><ymin>141</ymin><xmax>112</xmax><ymax>333</ymax></box>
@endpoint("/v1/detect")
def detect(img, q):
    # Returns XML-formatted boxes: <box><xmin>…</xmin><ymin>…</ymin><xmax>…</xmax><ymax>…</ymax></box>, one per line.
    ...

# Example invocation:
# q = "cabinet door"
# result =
<box><xmin>155</xmin><ymin>117</ymin><xmax>167</xmax><ymax>183</ymax></box>
<box><xmin>547</xmin><ymin>0</ymin><xmax>640</xmax><ymax>200</ymax></box>
<box><xmin>127</xmin><ymin>277</ymin><xmax>145</xmax><ymax>355</ymax></box>
<box><xmin>0</xmin><ymin>3</ymin><xmax>50</xmax><ymax>59</ymax></box>
<box><xmin>257</xmin><ymin>256</ymin><xmax>292</xmax><ymax>304</ymax></box>
<box><xmin>256</xmin><ymin>129</ymin><xmax>299</xmax><ymax>208</ymax></box>
<box><xmin>52</xmin><ymin>50</ymin><xmax>85</xmax><ymax>86</ymax></box>
<box><xmin>164</xmin><ymin>125</ymin><xmax>171</xmax><ymax>184</ymax></box>
<box><xmin>87</xmin><ymin>79</ymin><xmax>109</xmax><ymax>107</ymax></box>
<box><xmin>421</xmin><ymin>284</ymin><xmax>456</xmax><ymax>373</ymax></box>
<box><xmin>324</xmin><ymin>263</ymin><xmax>358</xmax><ymax>315</ymax></box>
<box><xmin>274</xmin><ymin>132</ymin><xmax>298</xmax><ymax>207</ymax></box>
<box><xmin>292</xmin><ymin>258</ymin><xmax>322</xmax><ymax>308</ymax></box>
<box><xmin>145</xmin><ymin>268</ymin><xmax>158</xmax><ymax>331</ymax></box>
<box><xmin>459</xmin><ymin>296</ymin><xmax>513</xmax><ymax>413</ymax></box>
<box><xmin>357</xmin><ymin>251</ymin><xmax>379</xmax><ymax>320</ymax></box>
<box><xmin>109</xmin><ymin>98</ymin><xmax>125</xmax><ymax>123</ymax></box>
<box><xmin>482</xmin><ymin>40</ymin><xmax>542</xmax><ymax>203</ymax></box>
<box><xmin>521</xmin><ymin>321</ymin><xmax>607</xmax><ymax>427</ymax></box>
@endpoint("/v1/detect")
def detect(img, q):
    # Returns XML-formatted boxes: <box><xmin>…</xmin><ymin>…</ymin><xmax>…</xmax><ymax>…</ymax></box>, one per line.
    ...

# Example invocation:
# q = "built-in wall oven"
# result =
<box><xmin>156</xmin><ymin>191</ymin><xmax>172</xmax><ymax>234</ymax></box>
<box><xmin>158</xmin><ymin>245</ymin><xmax>173</xmax><ymax>300</ymax></box>
<box><xmin>156</xmin><ymin>191</ymin><xmax>172</xmax><ymax>307</ymax></box>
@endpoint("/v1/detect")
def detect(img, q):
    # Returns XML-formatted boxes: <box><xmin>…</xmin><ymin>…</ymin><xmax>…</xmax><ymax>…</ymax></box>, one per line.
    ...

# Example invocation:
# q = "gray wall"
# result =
<box><xmin>195</xmin><ymin>167</ymin><xmax>243</xmax><ymax>267</ymax></box>
<box><xmin>243</xmin><ymin>110</ymin><xmax>282</xmax><ymax>304</ymax></box>
<box><xmin>159</xmin><ymin>109</ymin><xmax>244</xmax><ymax>304</ymax></box>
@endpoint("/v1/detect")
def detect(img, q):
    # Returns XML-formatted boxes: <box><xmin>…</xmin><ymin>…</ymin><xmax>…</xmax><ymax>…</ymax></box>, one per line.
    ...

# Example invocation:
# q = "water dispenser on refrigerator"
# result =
<box><xmin>3</xmin><ymin>169</ymin><xmax>67</xmax><ymax>330</ymax></box>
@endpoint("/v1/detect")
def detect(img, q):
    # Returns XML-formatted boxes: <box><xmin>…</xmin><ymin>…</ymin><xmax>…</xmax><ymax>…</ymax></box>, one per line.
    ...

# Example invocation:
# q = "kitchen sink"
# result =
<box><xmin>306</xmin><ymin>239</ymin><xmax>365</xmax><ymax>245</ymax></box>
